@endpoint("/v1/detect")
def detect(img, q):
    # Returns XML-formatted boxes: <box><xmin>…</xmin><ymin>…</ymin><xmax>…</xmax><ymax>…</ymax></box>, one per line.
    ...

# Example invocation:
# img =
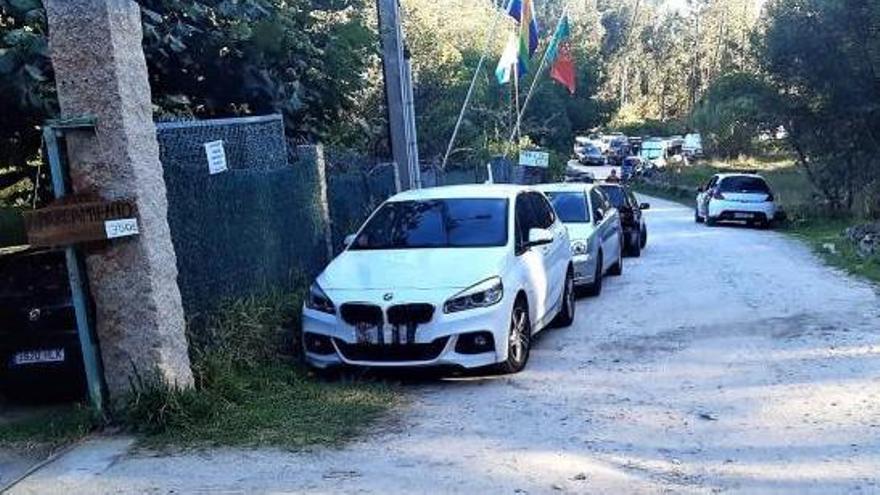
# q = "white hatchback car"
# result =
<box><xmin>695</xmin><ymin>173</ymin><xmax>777</xmax><ymax>227</ymax></box>
<box><xmin>302</xmin><ymin>185</ymin><xmax>575</xmax><ymax>374</ymax></box>
<box><xmin>536</xmin><ymin>183</ymin><xmax>624</xmax><ymax>296</ymax></box>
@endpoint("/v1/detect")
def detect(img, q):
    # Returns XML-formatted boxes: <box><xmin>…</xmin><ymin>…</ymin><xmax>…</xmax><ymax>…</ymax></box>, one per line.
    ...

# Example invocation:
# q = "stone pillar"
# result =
<box><xmin>45</xmin><ymin>0</ymin><xmax>194</xmax><ymax>398</ymax></box>
<box><xmin>297</xmin><ymin>144</ymin><xmax>334</xmax><ymax>260</ymax></box>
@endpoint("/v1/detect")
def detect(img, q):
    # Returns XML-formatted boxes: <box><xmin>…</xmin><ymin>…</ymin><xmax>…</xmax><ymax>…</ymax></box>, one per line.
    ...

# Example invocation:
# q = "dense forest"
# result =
<box><xmin>1</xmin><ymin>0</ymin><xmax>878</xmax><ymax>216</ymax></box>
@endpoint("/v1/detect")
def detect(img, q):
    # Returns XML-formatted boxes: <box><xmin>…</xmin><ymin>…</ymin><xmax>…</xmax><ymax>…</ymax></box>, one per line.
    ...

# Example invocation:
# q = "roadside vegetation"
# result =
<box><xmin>121</xmin><ymin>289</ymin><xmax>400</xmax><ymax>449</ymax></box>
<box><xmin>0</xmin><ymin>288</ymin><xmax>400</xmax><ymax>450</ymax></box>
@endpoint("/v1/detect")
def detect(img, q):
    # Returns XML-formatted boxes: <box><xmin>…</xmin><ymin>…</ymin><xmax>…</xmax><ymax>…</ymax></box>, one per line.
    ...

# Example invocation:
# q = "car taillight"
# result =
<box><xmin>712</xmin><ymin>190</ymin><xmax>726</xmax><ymax>200</ymax></box>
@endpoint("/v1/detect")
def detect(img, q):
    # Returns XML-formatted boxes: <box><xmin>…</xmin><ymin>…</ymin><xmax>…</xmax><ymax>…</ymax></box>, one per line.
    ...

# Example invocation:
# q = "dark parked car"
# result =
<box><xmin>574</xmin><ymin>140</ymin><xmax>606</xmax><ymax>166</ymax></box>
<box><xmin>0</xmin><ymin>249</ymin><xmax>85</xmax><ymax>399</ymax></box>
<box><xmin>598</xmin><ymin>184</ymin><xmax>649</xmax><ymax>257</ymax></box>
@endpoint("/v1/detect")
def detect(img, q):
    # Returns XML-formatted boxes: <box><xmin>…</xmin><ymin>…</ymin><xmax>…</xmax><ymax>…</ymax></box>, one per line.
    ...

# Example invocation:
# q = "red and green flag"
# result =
<box><xmin>546</xmin><ymin>15</ymin><xmax>575</xmax><ymax>94</ymax></box>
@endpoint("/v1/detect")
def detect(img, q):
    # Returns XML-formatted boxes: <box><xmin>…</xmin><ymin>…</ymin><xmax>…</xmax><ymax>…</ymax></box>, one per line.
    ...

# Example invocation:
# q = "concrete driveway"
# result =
<box><xmin>10</xmin><ymin>196</ymin><xmax>880</xmax><ymax>494</ymax></box>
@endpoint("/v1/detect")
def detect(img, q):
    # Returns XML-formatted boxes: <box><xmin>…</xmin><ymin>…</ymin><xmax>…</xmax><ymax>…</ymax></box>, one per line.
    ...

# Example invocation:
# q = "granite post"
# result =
<box><xmin>297</xmin><ymin>144</ymin><xmax>334</xmax><ymax>260</ymax></box>
<box><xmin>44</xmin><ymin>0</ymin><xmax>194</xmax><ymax>398</ymax></box>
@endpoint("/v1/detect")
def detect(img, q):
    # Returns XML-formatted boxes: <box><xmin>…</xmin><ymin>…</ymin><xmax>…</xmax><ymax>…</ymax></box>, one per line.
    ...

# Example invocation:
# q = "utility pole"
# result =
<box><xmin>377</xmin><ymin>0</ymin><xmax>420</xmax><ymax>191</ymax></box>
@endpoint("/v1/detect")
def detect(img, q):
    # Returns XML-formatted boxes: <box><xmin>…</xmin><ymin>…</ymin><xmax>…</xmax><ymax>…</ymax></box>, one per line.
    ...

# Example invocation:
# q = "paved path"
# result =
<box><xmin>11</xmin><ymin>196</ymin><xmax>880</xmax><ymax>494</ymax></box>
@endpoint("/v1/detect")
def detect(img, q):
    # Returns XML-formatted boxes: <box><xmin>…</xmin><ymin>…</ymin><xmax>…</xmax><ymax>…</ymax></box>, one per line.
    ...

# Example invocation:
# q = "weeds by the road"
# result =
<box><xmin>122</xmin><ymin>289</ymin><xmax>400</xmax><ymax>449</ymax></box>
<box><xmin>782</xmin><ymin>219</ymin><xmax>880</xmax><ymax>285</ymax></box>
<box><xmin>0</xmin><ymin>403</ymin><xmax>98</xmax><ymax>450</ymax></box>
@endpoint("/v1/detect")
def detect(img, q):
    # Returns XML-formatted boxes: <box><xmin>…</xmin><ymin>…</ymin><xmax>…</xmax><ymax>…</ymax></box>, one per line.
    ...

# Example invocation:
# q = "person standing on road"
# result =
<box><xmin>606</xmin><ymin>168</ymin><xmax>621</xmax><ymax>183</ymax></box>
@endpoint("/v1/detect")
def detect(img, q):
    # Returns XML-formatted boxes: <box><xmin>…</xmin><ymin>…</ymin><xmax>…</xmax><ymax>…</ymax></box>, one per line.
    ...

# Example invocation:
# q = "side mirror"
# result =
<box><xmin>640</xmin><ymin>202</ymin><xmax>650</xmax><ymax>210</ymax></box>
<box><xmin>696</xmin><ymin>186</ymin><xmax>704</xmax><ymax>193</ymax></box>
<box><xmin>527</xmin><ymin>228</ymin><xmax>554</xmax><ymax>247</ymax></box>
<box><xmin>343</xmin><ymin>233</ymin><xmax>357</xmax><ymax>248</ymax></box>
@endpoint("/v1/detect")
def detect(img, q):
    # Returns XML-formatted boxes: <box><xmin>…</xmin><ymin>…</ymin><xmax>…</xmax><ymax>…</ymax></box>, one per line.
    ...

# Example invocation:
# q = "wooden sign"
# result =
<box><xmin>23</xmin><ymin>198</ymin><xmax>139</xmax><ymax>248</ymax></box>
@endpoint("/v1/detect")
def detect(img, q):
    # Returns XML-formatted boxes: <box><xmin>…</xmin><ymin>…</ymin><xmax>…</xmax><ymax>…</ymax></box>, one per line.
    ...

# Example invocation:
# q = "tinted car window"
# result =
<box><xmin>515</xmin><ymin>194</ymin><xmax>535</xmax><ymax>248</ymax></box>
<box><xmin>0</xmin><ymin>251</ymin><xmax>69</xmax><ymax>299</ymax></box>
<box><xmin>352</xmin><ymin>198</ymin><xmax>508</xmax><ymax>250</ymax></box>
<box><xmin>589</xmin><ymin>189</ymin><xmax>605</xmax><ymax>221</ymax></box>
<box><xmin>598</xmin><ymin>185</ymin><xmax>628</xmax><ymax>209</ymax></box>
<box><xmin>544</xmin><ymin>192</ymin><xmax>588</xmax><ymax>223</ymax></box>
<box><xmin>719</xmin><ymin>176</ymin><xmax>770</xmax><ymax>193</ymax></box>
<box><xmin>530</xmin><ymin>193</ymin><xmax>555</xmax><ymax>229</ymax></box>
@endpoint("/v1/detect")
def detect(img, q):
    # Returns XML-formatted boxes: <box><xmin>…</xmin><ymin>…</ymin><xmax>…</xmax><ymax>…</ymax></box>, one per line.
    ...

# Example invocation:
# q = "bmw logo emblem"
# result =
<box><xmin>28</xmin><ymin>308</ymin><xmax>41</xmax><ymax>322</ymax></box>
<box><xmin>383</xmin><ymin>293</ymin><xmax>394</xmax><ymax>301</ymax></box>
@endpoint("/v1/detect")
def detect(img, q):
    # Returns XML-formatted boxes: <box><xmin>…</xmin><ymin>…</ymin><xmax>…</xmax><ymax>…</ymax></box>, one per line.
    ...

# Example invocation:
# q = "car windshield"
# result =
<box><xmin>598</xmin><ymin>186</ymin><xmax>627</xmax><ymax>208</ymax></box>
<box><xmin>544</xmin><ymin>192</ymin><xmax>588</xmax><ymax>223</ymax></box>
<box><xmin>719</xmin><ymin>177</ymin><xmax>770</xmax><ymax>193</ymax></box>
<box><xmin>351</xmin><ymin>198</ymin><xmax>508</xmax><ymax>250</ymax></box>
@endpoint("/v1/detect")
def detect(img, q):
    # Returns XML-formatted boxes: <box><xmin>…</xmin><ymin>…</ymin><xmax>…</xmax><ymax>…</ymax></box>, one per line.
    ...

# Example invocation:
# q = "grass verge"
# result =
<box><xmin>0</xmin><ymin>403</ymin><xmax>98</xmax><ymax>450</ymax></box>
<box><xmin>781</xmin><ymin>219</ymin><xmax>880</xmax><ymax>285</ymax></box>
<box><xmin>121</xmin><ymin>289</ymin><xmax>401</xmax><ymax>449</ymax></box>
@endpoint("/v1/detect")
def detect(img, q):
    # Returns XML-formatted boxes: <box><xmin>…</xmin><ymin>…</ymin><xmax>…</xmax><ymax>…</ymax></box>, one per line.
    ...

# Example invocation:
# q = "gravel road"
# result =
<box><xmin>11</xmin><ymin>195</ymin><xmax>880</xmax><ymax>494</ymax></box>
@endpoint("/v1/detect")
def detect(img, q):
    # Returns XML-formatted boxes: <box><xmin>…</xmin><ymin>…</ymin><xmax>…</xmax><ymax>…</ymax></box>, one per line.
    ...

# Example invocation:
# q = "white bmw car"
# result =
<box><xmin>302</xmin><ymin>185</ymin><xmax>575</xmax><ymax>374</ymax></box>
<box><xmin>695</xmin><ymin>173</ymin><xmax>777</xmax><ymax>227</ymax></box>
<box><xmin>536</xmin><ymin>183</ymin><xmax>624</xmax><ymax>296</ymax></box>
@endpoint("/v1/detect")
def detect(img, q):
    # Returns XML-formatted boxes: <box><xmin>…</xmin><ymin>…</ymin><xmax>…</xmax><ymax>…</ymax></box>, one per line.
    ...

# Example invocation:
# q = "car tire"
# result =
<box><xmin>629</xmin><ymin>235</ymin><xmax>642</xmax><ymax>257</ymax></box>
<box><xmin>706</xmin><ymin>216</ymin><xmax>718</xmax><ymax>227</ymax></box>
<box><xmin>640</xmin><ymin>227</ymin><xmax>648</xmax><ymax>249</ymax></box>
<box><xmin>551</xmin><ymin>269</ymin><xmax>576</xmax><ymax>328</ymax></box>
<box><xmin>609</xmin><ymin>241</ymin><xmax>623</xmax><ymax>276</ymax></box>
<box><xmin>497</xmin><ymin>297</ymin><xmax>531</xmax><ymax>374</ymax></box>
<box><xmin>584</xmin><ymin>251</ymin><xmax>603</xmax><ymax>297</ymax></box>
<box><xmin>695</xmin><ymin>209</ymin><xmax>704</xmax><ymax>223</ymax></box>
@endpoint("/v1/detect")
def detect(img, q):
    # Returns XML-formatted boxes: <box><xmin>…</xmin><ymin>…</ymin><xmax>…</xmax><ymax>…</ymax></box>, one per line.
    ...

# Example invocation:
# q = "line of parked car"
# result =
<box><xmin>301</xmin><ymin>181</ymin><xmax>650</xmax><ymax>374</ymax></box>
<box><xmin>573</xmin><ymin>132</ymin><xmax>703</xmax><ymax>170</ymax></box>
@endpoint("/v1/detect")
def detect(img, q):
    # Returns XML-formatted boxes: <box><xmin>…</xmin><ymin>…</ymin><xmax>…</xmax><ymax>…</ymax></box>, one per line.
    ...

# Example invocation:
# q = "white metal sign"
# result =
<box><xmin>104</xmin><ymin>218</ymin><xmax>139</xmax><ymax>239</ymax></box>
<box><xmin>204</xmin><ymin>140</ymin><xmax>228</xmax><ymax>175</ymax></box>
<box><xmin>519</xmin><ymin>150</ymin><xmax>550</xmax><ymax>168</ymax></box>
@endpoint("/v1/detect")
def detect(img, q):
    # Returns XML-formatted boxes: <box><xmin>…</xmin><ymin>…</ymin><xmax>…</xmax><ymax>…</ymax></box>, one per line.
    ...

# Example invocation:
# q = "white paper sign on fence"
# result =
<box><xmin>519</xmin><ymin>150</ymin><xmax>550</xmax><ymax>168</ymax></box>
<box><xmin>204</xmin><ymin>140</ymin><xmax>228</xmax><ymax>175</ymax></box>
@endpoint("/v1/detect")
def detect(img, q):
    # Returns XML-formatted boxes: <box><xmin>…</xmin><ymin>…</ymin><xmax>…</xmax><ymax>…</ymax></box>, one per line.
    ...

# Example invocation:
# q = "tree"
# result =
<box><xmin>757</xmin><ymin>0</ymin><xmax>880</xmax><ymax>215</ymax></box>
<box><xmin>0</xmin><ymin>0</ymin><xmax>376</xmax><ymax>207</ymax></box>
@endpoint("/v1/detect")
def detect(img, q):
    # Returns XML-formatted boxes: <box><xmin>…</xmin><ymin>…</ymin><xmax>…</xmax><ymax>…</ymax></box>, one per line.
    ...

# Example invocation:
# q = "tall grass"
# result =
<box><xmin>121</xmin><ymin>287</ymin><xmax>399</xmax><ymax>448</ymax></box>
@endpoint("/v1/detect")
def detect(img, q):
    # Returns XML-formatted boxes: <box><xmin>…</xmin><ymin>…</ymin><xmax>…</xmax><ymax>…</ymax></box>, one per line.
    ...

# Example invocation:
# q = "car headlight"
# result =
<box><xmin>571</xmin><ymin>240</ymin><xmax>588</xmax><ymax>256</ymax></box>
<box><xmin>306</xmin><ymin>281</ymin><xmax>335</xmax><ymax>314</ymax></box>
<box><xmin>443</xmin><ymin>277</ymin><xmax>504</xmax><ymax>314</ymax></box>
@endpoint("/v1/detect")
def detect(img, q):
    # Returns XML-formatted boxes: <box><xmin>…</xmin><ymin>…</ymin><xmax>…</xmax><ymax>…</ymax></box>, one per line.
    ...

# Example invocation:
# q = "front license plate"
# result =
<box><xmin>13</xmin><ymin>348</ymin><xmax>65</xmax><ymax>365</ymax></box>
<box><xmin>734</xmin><ymin>212</ymin><xmax>752</xmax><ymax>219</ymax></box>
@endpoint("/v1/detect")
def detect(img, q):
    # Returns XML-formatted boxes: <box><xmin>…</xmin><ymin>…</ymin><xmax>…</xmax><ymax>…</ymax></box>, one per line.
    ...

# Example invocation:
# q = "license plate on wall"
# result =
<box><xmin>13</xmin><ymin>349</ymin><xmax>65</xmax><ymax>365</ymax></box>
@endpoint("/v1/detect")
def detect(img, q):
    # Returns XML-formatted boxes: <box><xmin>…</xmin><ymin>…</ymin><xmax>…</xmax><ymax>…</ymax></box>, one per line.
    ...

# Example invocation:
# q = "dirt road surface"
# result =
<box><xmin>10</xmin><ymin>196</ymin><xmax>880</xmax><ymax>494</ymax></box>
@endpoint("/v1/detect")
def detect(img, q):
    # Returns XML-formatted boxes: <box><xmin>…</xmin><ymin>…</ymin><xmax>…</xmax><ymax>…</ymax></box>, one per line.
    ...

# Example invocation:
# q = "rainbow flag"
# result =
<box><xmin>506</xmin><ymin>0</ymin><xmax>539</xmax><ymax>73</ymax></box>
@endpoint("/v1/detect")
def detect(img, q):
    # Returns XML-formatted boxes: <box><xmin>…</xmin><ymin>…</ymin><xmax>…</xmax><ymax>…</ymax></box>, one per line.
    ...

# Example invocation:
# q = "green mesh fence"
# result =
<box><xmin>326</xmin><ymin>163</ymin><xmax>397</xmax><ymax>252</ymax></box>
<box><xmin>157</xmin><ymin>115</ymin><xmax>327</xmax><ymax>317</ymax></box>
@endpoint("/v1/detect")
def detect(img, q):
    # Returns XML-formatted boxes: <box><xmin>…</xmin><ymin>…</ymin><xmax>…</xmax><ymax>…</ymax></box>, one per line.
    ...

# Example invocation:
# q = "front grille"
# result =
<box><xmin>386</xmin><ymin>303</ymin><xmax>434</xmax><ymax>325</ymax></box>
<box><xmin>334</xmin><ymin>337</ymin><xmax>450</xmax><ymax>362</ymax></box>
<box><xmin>340</xmin><ymin>303</ymin><xmax>383</xmax><ymax>326</ymax></box>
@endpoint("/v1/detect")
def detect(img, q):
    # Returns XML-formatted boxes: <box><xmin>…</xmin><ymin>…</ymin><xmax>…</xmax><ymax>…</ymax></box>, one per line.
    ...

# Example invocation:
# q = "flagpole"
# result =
<box><xmin>513</xmin><ymin>56</ymin><xmax>521</xmax><ymax>144</ymax></box>
<box><xmin>507</xmin><ymin>6</ymin><xmax>569</xmax><ymax>151</ymax></box>
<box><xmin>440</xmin><ymin>0</ymin><xmax>512</xmax><ymax>171</ymax></box>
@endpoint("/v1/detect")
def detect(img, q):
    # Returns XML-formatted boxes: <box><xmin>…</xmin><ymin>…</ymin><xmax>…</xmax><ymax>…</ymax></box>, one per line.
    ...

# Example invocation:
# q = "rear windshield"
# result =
<box><xmin>351</xmin><ymin>198</ymin><xmax>508</xmax><ymax>250</ymax></box>
<box><xmin>544</xmin><ymin>192</ymin><xmax>588</xmax><ymax>223</ymax></box>
<box><xmin>0</xmin><ymin>251</ymin><xmax>69</xmax><ymax>299</ymax></box>
<box><xmin>598</xmin><ymin>185</ymin><xmax>627</xmax><ymax>208</ymax></box>
<box><xmin>719</xmin><ymin>176</ymin><xmax>770</xmax><ymax>193</ymax></box>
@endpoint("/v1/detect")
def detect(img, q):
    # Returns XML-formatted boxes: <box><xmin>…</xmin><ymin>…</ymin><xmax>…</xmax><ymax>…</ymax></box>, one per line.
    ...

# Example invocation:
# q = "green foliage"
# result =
<box><xmin>121</xmin><ymin>289</ymin><xmax>399</xmax><ymax>448</ymax></box>
<box><xmin>0</xmin><ymin>403</ymin><xmax>98</xmax><ymax>449</ymax></box>
<box><xmin>690</xmin><ymin>72</ymin><xmax>779</xmax><ymax>157</ymax></box>
<box><xmin>756</xmin><ymin>0</ymin><xmax>880</xmax><ymax>217</ymax></box>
